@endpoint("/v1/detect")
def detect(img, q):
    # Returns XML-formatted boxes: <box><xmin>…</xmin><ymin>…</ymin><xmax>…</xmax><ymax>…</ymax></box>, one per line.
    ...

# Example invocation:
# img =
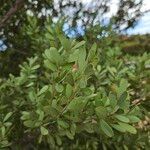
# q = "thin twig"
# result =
<box><xmin>0</xmin><ymin>0</ymin><xmax>25</xmax><ymax>28</ymax></box>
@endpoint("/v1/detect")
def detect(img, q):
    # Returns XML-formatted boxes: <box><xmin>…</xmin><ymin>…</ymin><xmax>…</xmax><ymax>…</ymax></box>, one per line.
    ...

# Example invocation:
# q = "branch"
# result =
<box><xmin>0</xmin><ymin>0</ymin><xmax>25</xmax><ymax>28</ymax></box>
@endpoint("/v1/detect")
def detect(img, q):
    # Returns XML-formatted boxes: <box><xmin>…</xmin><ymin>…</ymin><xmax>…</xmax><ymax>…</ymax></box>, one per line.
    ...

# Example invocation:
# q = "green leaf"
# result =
<box><xmin>78</xmin><ymin>48</ymin><xmax>87</xmax><ymax>72</ymax></box>
<box><xmin>87</xmin><ymin>43</ymin><xmax>97</xmax><ymax>61</ymax></box>
<box><xmin>26</xmin><ymin>82</ymin><xmax>34</xmax><ymax>87</ymax></box>
<box><xmin>31</xmin><ymin>65</ymin><xmax>40</xmax><ymax>70</ymax></box>
<box><xmin>59</xmin><ymin>35</ymin><xmax>71</xmax><ymax>51</ymax></box>
<box><xmin>118</xmin><ymin>91</ymin><xmax>128</xmax><ymax>108</ymax></box>
<box><xmin>67</xmin><ymin>98</ymin><xmax>87</xmax><ymax>112</ymax></box>
<box><xmin>100</xmin><ymin>120</ymin><xmax>114</xmax><ymax>137</ymax></box>
<box><xmin>36</xmin><ymin>110</ymin><xmax>44</xmax><ymax>121</ymax></box>
<box><xmin>119</xmin><ymin>79</ymin><xmax>128</xmax><ymax>92</ymax></box>
<box><xmin>68</xmin><ymin>49</ymin><xmax>79</xmax><ymax>62</ymax></box>
<box><xmin>70</xmin><ymin>123</ymin><xmax>76</xmax><ymax>135</ymax></box>
<box><xmin>109</xmin><ymin>93</ymin><xmax>117</xmax><ymax>108</ymax></box>
<box><xmin>79</xmin><ymin>77</ymin><xmax>87</xmax><ymax>88</ymax></box>
<box><xmin>44</xmin><ymin>60</ymin><xmax>57</xmax><ymax>71</ymax></box>
<box><xmin>66</xmin><ymin>131</ymin><xmax>74</xmax><ymax>140</ymax></box>
<box><xmin>66</xmin><ymin>84</ymin><xmax>73</xmax><ymax>98</ymax></box>
<box><xmin>118</xmin><ymin>122</ymin><xmax>137</xmax><ymax>134</ymax></box>
<box><xmin>107</xmin><ymin>67</ymin><xmax>115</xmax><ymax>77</ymax></box>
<box><xmin>3</xmin><ymin>112</ymin><xmax>13</xmax><ymax>122</ymax></box>
<box><xmin>23</xmin><ymin>120</ymin><xmax>34</xmax><ymax>128</ymax></box>
<box><xmin>55</xmin><ymin>84</ymin><xmax>64</xmax><ymax>93</ymax></box>
<box><xmin>84</xmin><ymin>123</ymin><xmax>94</xmax><ymax>133</ymax></box>
<box><xmin>95</xmin><ymin>106</ymin><xmax>107</xmax><ymax>119</ymax></box>
<box><xmin>55</xmin><ymin>135</ymin><xmax>62</xmax><ymax>146</ymax></box>
<box><xmin>127</xmin><ymin>115</ymin><xmax>140</xmax><ymax>123</ymax></box>
<box><xmin>1</xmin><ymin>126</ymin><xmax>6</xmax><ymax>137</ymax></box>
<box><xmin>57</xmin><ymin>120</ymin><xmax>69</xmax><ymax>129</ymax></box>
<box><xmin>4</xmin><ymin>122</ymin><xmax>12</xmax><ymax>127</ymax></box>
<box><xmin>72</xmin><ymin>41</ymin><xmax>85</xmax><ymax>50</ymax></box>
<box><xmin>40</xmin><ymin>126</ymin><xmax>49</xmax><ymax>135</ymax></box>
<box><xmin>47</xmin><ymin>135</ymin><xmax>55</xmax><ymax>146</ymax></box>
<box><xmin>21</xmin><ymin>111</ymin><xmax>30</xmax><ymax>120</ymax></box>
<box><xmin>111</xmin><ymin>124</ymin><xmax>126</xmax><ymax>133</ymax></box>
<box><xmin>28</xmin><ymin>91</ymin><xmax>36</xmax><ymax>102</ymax></box>
<box><xmin>115</xmin><ymin>115</ymin><xmax>130</xmax><ymax>123</ymax></box>
<box><xmin>38</xmin><ymin>85</ymin><xmax>49</xmax><ymax>96</ymax></box>
<box><xmin>97</xmin><ymin>65</ymin><xmax>101</xmax><ymax>72</ymax></box>
<box><xmin>44</xmin><ymin>47</ymin><xmax>62</xmax><ymax>64</ymax></box>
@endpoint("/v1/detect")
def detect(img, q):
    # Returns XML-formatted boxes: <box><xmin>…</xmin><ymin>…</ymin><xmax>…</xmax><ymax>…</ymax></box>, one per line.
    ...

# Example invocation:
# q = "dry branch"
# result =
<box><xmin>0</xmin><ymin>0</ymin><xmax>25</xmax><ymax>28</ymax></box>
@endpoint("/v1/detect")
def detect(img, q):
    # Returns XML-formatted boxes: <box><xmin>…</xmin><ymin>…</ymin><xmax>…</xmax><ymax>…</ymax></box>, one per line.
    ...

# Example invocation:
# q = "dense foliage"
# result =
<box><xmin>0</xmin><ymin>0</ymin><xmax>148</xmax><ymax>78</ymax></box>
<box><xmin>120</xmin><ymin>34</ymin><xmax>150</xmax><ymax>54</ymax></box>
<box><xmin>0</xmin><ymin>21</ymin><xmax>149</xmax><ymax>149</ymax></box>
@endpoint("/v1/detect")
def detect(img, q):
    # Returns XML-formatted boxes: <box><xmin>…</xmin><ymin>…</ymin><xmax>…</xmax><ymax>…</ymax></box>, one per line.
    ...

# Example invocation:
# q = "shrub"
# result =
<box><xmin>0</xmin><ymin>23</ymin><xmax>149</xmax><ymax>149</ymax></box>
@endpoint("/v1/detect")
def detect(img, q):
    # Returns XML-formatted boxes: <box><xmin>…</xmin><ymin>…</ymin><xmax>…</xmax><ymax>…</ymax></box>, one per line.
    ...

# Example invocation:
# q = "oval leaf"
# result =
<box><xmin>127</xmin><ymin>115</ymin><xmax>140</xmax><ymax>123</ymax></box>
<box><xmin>100</xmin><ymin>120</ymin><xmax>114</xmax><ymax>137</ymax></box>
<box><xmin>72</xmin><ymin>41</ymin><xmax>85</xmax><ymax>50</ymax></box>
<box><xmin>40</xmin><ymin>126</ymin><xmax>49</xmax><ymax>135</ymax></box>
<box><xmin>115</xmin><ymin>115</ymin><xmax>130</xmax><ymax>123</ymax></box>
<box><xmin>45</xmin><ymin>47</ymin><xmax>62</xmax><ymax>64</ymax></box>
<box><xmin>66</xmin><ymin>84</ymin><xmax>73</xmax><ymax>98</ymax></box>
<box><xmin>119</xmin><ymin>122</ymin><xmax>137</xmax><ymax>134</ymax></box>
<box><xmin>111</xmin><ymin>124</ymin><xmax>126</xmax><ymax>133</ymax></box>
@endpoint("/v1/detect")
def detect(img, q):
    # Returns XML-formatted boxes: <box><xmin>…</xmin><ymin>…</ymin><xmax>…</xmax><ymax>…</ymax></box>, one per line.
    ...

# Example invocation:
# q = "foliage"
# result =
<box><xmin>0</xmin><ymin>22</ymin><xmax>149</xmax><ymax>149</ymax></box>
<box><xmin>0</xmin><ymin>0</ymin><xmax>144</xmax><ymax>30</ymax></box>
<box><xmin>120</xmin><ymin>34</ymin><xmax>150</xmax><ymax>54</ymax></box>
<box><xmin>0</xmin><ymin>0</ymin><xmax>144</xmax><ymax>76</ymax></box>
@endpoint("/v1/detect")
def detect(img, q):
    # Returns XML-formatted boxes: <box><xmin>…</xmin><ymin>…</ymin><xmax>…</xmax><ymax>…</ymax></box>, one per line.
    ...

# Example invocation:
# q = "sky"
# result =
<box><xmin>0</xmin><ymin>0</ymin><xmax>149</xmax><ymax>51</ymax></box>
<box><xmin>20</xmin><ymin>0</ymin><xmax>150</xmax><ymax>34</ymax></box>
<box><xmin>81</xmin><ymin>0</ymin><xmax>150</xmax><ymax>34</ymax></box>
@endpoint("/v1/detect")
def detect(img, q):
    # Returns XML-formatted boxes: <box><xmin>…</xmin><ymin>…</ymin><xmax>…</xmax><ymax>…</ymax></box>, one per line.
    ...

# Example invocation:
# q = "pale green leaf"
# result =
<box><xmin>66</xmin><ymin>84</ymin><xmax>73</xmax><ymax>98</ymax></box>
<box><xmin>40</xmin><ymin>126</ymin><xmax>49</xmax><ymax>135</ymax></box>
<box><xmin>111</xmin><ymin>124</ymin><xmax>126</xmax><ymax>133</ymax></box>
<box><xmin>115</xmin><ymin>115</ymin><xmax>130</xmax><ymax>123</ymax></box>
<box><xmin>127</xmin><ymin>115</ymin><xmax>140</xmax><ymax>123</ymax></box>
<box><xmin>55</xmin><ymin>84</ymin><xmax>64</xmax><ymax>93</ymax></box>
<box><xmin>44</xmin><ymin>47</ymin><xmax>62</xmax><ymax>64</ymax></box>
<box><xmin>3</xmin><ymin>112</ymin><xmax>13</xmax><ymax>122</ymax></box>
<box><xmin>72</xmin><ymin>41</ymin><xmax>85</xmax><ymax>50</ymax></box>
<box><xmin>44</xmin><ymin>60</ymin><xmax>57</xmax><ymax>71</ymax></box>
<box><xmin>109</xmin><ymin>93</ymin><xmax>117</xmax><ymax>108</ymax></box>
<box><xmin>118</xmin><ymin>122</ymin><xmax>137</xmax><ymax>134</ymax></box>
<box><xmin>38</xmin><ymin>85</ymin><xmax>49</xmax><ymax>96</ymax></box>
<box><xmin>87</xmin><ymin>43</ymin><xmax>97</xmax><ymax>61</ymax></box>
<box><xmin>78</xmin><ymin>48</ymin><xmax>87</xmax><ymax>72</ymax></box>
<box><xmin>100</xmin><ymin>120</ymin><xmax>114</xmax><ymax>137</ymax></box>
<box><xmin>68</xmin><ymin>49</ymin><xmax>79</xmax><ymax>62</ymax></box>
<box><xmin>57</xmin><ymin>120</ymin><xmax>69</xmax><ymax>129</ymax></box>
